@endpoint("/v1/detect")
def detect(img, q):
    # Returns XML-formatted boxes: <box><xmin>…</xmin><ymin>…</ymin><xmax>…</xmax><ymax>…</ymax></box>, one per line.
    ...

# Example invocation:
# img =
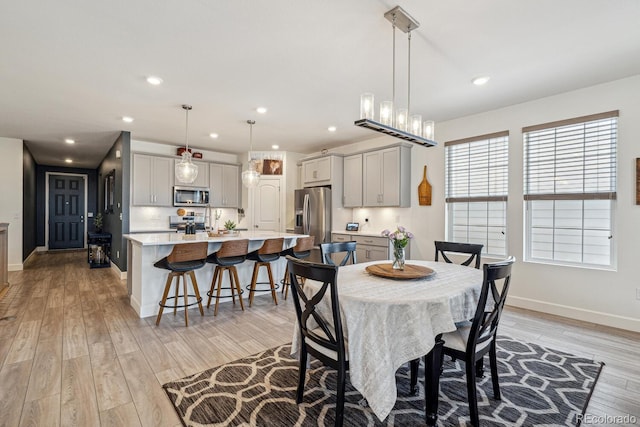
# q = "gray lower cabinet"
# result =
<box><xmin>331</xmin><ymin>233</ymin><xmax>407</xmax><ymax>264</ymax></box>
<box><xmin>209</xmin><ymin>163</ymin><xmax>240</xmax><ymax>208</ymax></box>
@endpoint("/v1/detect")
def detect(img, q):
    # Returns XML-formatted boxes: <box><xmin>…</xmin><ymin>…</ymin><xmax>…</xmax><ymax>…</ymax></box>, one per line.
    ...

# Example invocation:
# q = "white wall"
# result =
<box><xmin>0</xmin><ymin>137</ymin><xmax>24</xmax><ymax>270</ymax></box>
<box><xmin>321</xmin><ymin>75</ymin><xmax>640</xmax><ymax>331</ymax></box>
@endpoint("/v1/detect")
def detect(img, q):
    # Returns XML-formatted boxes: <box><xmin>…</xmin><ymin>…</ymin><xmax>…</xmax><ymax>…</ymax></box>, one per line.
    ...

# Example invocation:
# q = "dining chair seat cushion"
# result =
<box><xmin>247</xmin><ymin>251</ymin><xmax>280</xmax><ymax>263</ymax></box>
<box><xmin>442</xmin><ymin>321</ymin><xmax>492</xmax><ymax>353</ymax></box>
<box><xmin>280</xmin><ymin>247</ymin><xmax>311</xmax><ymax>259</ymax></box>
<box><xmin>306</xmin><ymin>327</ymin><xmax>349</xmax><ymax>362</ymax></box>
<box><xmin>153</xmin><ymin>258</ymin><xmax>206</xmax><ymax>272</ymax></box>
<box><xmin>206</xmin><ymin>253</ymin><xmax>246</xmax><ymax>266</ymax></box>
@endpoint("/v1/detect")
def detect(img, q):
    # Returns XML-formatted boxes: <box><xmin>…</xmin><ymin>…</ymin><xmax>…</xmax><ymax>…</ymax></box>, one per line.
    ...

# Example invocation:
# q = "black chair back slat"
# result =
<box><xmin>466</xmin><ymin>257</ymin><xmax>514</xmax><ymax>354</ymax></box>
<box><xmin>286</xmin><ymin>256</ymin><xmax>346</xmax><ymax>365</ymax></box>
<box><xmin>320</xmin><ymin>241</ymin><xmax>357</xmax><ymax>266</ymax></box>
<box><xmin>434</xmin><ymin>241</ymin><xmax>484</xmax><ymax>269</ymax></box>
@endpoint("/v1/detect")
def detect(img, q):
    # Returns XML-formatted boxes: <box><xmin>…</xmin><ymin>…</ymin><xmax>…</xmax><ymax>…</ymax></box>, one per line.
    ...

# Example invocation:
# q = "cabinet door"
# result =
<box><xmin>153</xmin><ymin>157</ymin><xmax>174</xmax><ymax>206</ymax></box>
<box><xmin>343</xmin><ymin>154</ymin><xmax>363</xmax><ymax>207</ymax></box>
<box><xmin>363</xmin><ymin>151</ymin><xmax>382</xmax><ymax>206</ymax></box>
<box><xmin>132</xmin><ymin>154</ymin><xmax>153</xmax><ymax>205</ymax></box>
<box><xmin>174</xmin><ymin>159</ymin><xmax>209</xmax><ymax>187</ymax></box>
<box><xmin>380</xmin><ymin>148</ymin><xmax>400</xmax><ymax>206</ymax></box>
<box><xmin>209</xmin><ymin>163</ymin><xmax>223</xmax><ymax>207</ymax></box>
<box><xmin>315</xmin><ymin>157</ymin><xmax>331</xmax><ymax>181</ymax></box>
<box><xmin>222</xmin><ymin>164</ymin><xmax>239</xmax><ymax>207</ymax></box>
<box><xmin>302</xmin><ymin>160</ymin><xmax>317</xmax><ymax>184</ymax></box>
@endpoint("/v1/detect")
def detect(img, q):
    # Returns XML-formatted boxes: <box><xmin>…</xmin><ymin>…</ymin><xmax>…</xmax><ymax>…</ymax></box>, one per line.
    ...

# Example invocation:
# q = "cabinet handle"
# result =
<box><xmin>313</xmin><ymin>170</ymin><xmax>317</xmax><ymax>179</ymax></box>
<box><xmin>364</xmin><ymin>239</ymin><xmax>373</xmax><ymax>243</ymax></box>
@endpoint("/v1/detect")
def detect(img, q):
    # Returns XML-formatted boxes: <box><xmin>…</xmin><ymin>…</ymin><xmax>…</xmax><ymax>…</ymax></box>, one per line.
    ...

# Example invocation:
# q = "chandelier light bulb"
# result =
<box><xmin>175</xmin><ymin>104</ymin><xmax>199</xmax><ymax>184</ymax></box>
<box><xmin>360</xmin><ymin>93</ymin><xmax>375</xmax><ymax>120</ymax></box>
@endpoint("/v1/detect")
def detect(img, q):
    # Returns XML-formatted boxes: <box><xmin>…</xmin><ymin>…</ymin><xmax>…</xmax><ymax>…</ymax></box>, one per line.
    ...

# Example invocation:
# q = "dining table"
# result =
<box><xmin>291</xmin><ymin>259</ymin><xmax>484</xmax><ymax>425</ymax></box>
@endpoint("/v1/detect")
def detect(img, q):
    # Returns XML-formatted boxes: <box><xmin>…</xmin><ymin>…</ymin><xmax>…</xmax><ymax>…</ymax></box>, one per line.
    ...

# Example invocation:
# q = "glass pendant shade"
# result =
<box><xmin>242</xmin><ymin>168</ymin><xmax>260</xmax><ymax>188</ymax></box>
<box><xmin>175</xmin><ymin>152</ymin><xmax>198</xmax><ymax>184</ymax></box>
<box><xmin>395</xmin><ymin>108</ymin><xmax>408</xmax><ymax>131</ymax></box>
<box><xmin>380</xmin><ymin>101</ymin><xmax>393</xmax><ymax>126</ymax></box>
<box><xmin>242</xmin><ymin>119</ymin><xmax>260</xmax><ymax>189</ymax></box>
<box><xmin>360</xmin><ymin>93</ymin><xmax>375</xmax><ymax>119</ymax></box>
<box><xmin>423</xmin><ymin>120</ymin><xmax>435</xmax><ymax>140</ymax></box>
<box><xmin>409</xmin><ymin>114</ymin><xmax>422</xmax><ymax>135</ymax></box>
<box><xmin>175</xmin><ymin>104</ymin><xmax>199</xmax><ymax>184</ymax></box>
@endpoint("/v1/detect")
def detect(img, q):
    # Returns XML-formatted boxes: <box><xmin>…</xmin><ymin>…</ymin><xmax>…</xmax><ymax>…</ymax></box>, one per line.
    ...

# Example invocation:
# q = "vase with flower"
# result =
<box><xmin>381</xmin><ymin>226</ymin><xmax>413</xmax><ymax>270</ymax></box>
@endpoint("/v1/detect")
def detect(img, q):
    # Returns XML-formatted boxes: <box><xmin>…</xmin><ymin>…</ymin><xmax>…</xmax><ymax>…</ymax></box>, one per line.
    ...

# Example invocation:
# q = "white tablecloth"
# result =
<box><xmin>291</xmin><ymin>260</ymin><xmax>483</xmax><ymax>421</ymax></box>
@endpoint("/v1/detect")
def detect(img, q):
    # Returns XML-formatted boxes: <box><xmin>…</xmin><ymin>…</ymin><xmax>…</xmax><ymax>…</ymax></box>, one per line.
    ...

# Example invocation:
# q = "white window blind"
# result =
<box><xmin>445</xmin><ymin>131</ymin><xmax>509</xmax><ymax>256</ymax></box>
<box><xmin>523</xmin><ymin>111</ymin><xmax>618</xmax><ymax>267</ymax></box>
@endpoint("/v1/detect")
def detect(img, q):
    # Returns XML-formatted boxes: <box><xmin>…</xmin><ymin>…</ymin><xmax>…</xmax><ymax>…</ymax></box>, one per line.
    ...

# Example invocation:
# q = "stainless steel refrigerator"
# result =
<box><xmin>294</xmin><ymin>187</ymin><xmax>332</xmax><ymax>245</ymax></box>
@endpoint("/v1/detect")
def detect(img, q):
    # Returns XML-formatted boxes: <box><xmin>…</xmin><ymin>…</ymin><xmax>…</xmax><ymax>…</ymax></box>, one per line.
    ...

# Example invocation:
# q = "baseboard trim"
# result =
<box><xmin>8</xmin><ymin>263</ymin><xmax>23</xmax><ymax>271</ymax></box>
<box><xmin>507</xmin><ymin>295</ymin><xmax>640</xmax><ymax>333</ymax></box>
<box><xmin>36</xmin><ymin>246</ymin><xmax>47</xmax><ymax>252</ymax></box>
<box><xmin>23</xmin><ymin>249</ymin><xmax>38</xmax><ymax>266</ymax></box>
<box><xmin>110</xmin><ymin>262</ymin><xmax>127</xmax><ymax>280</ymax></box>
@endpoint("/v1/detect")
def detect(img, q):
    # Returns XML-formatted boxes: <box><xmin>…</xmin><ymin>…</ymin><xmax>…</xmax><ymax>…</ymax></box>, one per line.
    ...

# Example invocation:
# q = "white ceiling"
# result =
<box><xmin>1</xmin><ymin>0</ymin><xmax>639</xmax><ymax>168</ymax></box>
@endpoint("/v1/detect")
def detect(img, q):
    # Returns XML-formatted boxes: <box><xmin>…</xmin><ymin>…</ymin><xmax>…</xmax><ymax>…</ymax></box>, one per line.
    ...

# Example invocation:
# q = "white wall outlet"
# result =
<box><xmin>88</xmin><ymin>212</ymin><xmax>94</xmax><ymax>218</ymax></box>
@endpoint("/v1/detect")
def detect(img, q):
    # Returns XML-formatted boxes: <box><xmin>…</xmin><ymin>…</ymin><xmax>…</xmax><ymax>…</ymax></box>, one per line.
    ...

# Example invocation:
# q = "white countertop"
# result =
<box><xmin>124</xmin><ymin>230</ymin><xmax>308</xmax><ymax>246</ymax></box>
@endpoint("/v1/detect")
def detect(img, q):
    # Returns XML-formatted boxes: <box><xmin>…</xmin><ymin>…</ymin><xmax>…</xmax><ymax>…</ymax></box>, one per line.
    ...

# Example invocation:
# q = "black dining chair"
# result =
<box><xmin>320</xmin><ymin>241</ymin><xmax>357</xmax><ymax>266</ymax></box>
<box><xmin>434</xmin><ymin>241</ymin><xmax>484</xmax><ymax>269</ymax></box>
<box><xmin>286</xmin><ymin>256</ymin><xmax>348</xmax><ymax>427</ymax></box>
<box><xmin>441</xmin><ymin>256</ymin><xmax>515</xmax><ymax>426</ymax></box>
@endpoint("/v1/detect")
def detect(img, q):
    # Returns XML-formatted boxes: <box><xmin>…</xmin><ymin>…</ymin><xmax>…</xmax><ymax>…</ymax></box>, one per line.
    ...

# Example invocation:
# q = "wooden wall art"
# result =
<box><xmin>418</xmin><ymin>165</ymin><xmax>432</xmax><ymax>206</ymax></box>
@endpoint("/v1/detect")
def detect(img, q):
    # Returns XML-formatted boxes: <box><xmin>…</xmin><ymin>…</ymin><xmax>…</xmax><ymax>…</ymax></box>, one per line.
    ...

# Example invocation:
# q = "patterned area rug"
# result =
<box><xmin>163</xmin><ymin>336</ymin><xmax>603</xmax><ymax>426</ymax></box>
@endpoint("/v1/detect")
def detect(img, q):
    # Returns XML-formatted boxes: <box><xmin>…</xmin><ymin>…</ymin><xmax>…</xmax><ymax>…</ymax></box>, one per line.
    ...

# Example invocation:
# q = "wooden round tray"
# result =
<box><xmin>365</xmin><ymin>263</ymin><xmax>435</xmax><ymax>280</ymax></box>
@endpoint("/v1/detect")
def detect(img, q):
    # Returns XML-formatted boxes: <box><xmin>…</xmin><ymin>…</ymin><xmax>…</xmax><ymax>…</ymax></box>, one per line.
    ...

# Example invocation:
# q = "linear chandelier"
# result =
<box><xmin>354</xmin><ymin>6</ymin><xmax>437</xmax><ymax>147</ymax></box>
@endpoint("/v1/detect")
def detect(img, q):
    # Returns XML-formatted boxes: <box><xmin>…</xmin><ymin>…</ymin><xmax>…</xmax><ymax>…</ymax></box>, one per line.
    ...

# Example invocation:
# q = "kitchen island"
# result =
<box><xmin>124</xmin><ymin>231</ymin><xmax>308</xmax><ymax>318</ymax></box>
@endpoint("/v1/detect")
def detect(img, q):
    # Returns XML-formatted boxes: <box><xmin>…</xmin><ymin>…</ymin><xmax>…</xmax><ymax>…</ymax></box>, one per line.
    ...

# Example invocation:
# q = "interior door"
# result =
<box><xmin>253</xmin><ymin>178</ymin><xmax>281</xmax><ymax>231</ymax></box>
<box><xmin>49</xmin><ymin>175</ymin><xmax>85</xmax><ymax>249</ymax></box>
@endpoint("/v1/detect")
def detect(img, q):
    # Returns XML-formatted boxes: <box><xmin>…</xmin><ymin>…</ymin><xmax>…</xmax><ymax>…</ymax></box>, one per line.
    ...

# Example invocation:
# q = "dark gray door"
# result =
<box><xmin>49</xmin><ymin>175</ymin><xmax>85</xmax><ymax>249</ymax></box>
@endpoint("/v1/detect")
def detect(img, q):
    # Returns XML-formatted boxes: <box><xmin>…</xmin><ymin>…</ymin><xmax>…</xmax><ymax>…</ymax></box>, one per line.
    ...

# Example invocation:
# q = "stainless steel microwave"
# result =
<box><xmin>173</xmin><ymin>186</ymin><xmax>210</xmax><ymax>207</ymax></box>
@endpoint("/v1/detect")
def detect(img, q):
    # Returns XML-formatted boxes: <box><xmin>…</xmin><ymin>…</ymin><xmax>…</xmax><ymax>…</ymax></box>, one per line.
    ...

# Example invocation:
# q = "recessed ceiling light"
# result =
<box><xmin>328</xmin><ymin>126</ymin><xmax>337</xmax><ymax>132</ymax></box>
<box><xmin>209</xmin><ymin>133</ymin><xmax>219</xmax><ymax>139</ymax></box>
<box><xmin>122</xmin><ymin>116</ymin><xmax>134</xmax><ymax>123</ymax></box>
<box><xmin>146</xmin><ymin>76</ymin><xmax>163</xmax><ymax>85</ymax></box>
<box><xmin>65</xmin><ymin>159</ymin><xmax>73</xmax><ymax>164</ymax></box>
<box><xmin>256</xmin><ymin>107</ymin><xmax>267</xmax><ymax>114</ymax></box>
<box><xmin>64</xmin><ymin>138</ymin><xmax>75</xmax><ymax>144</ymax></box>
<box><xmin>271</xmin><ymin>145</ymin><xmax>279</xmax><ymax>150</ymax></box>
<box><xmin>472</xmin><ymin>76</ymin><xmax>490</xmax><ymax>86</ymax></box>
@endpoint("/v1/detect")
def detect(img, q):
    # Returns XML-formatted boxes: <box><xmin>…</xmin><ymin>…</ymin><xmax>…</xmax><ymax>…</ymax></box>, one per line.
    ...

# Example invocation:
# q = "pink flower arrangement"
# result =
<box><xmin>381</xmin><ymin>226</ymin><xmax>414</xmax><ymax>249</ymax></box>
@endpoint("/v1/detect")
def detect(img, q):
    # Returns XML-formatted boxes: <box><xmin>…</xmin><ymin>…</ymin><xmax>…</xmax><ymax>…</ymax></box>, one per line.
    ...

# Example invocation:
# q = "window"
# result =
<box><xmin>523</xmin><ymin>111</ymin><xmax>618</xmax><ymax>268</ymax></box>
<box><xmin>445</xmin><ymin>131</ymin><xmax>509</xmax><ymax>256</ymax></box>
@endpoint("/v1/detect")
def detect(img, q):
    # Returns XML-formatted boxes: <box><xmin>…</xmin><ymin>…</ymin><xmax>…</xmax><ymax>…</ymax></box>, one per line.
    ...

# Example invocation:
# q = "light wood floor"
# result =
<box><xmin>0</xmin><ymin>252</ymin><xmax>638</xmax><ymax>427</ymax></box>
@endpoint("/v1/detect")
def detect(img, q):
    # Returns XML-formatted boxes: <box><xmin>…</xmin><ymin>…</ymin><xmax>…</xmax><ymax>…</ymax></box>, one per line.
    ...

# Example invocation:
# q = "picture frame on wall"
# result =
<box><xmin>104</xmin><ymin>169</ymin><xmax>115</xmax><ymax>213</ymax></box>
<box><xmin>262</xmin><ymin>159</ymin><xmax>283</xmax><ymax>175</ymax></box>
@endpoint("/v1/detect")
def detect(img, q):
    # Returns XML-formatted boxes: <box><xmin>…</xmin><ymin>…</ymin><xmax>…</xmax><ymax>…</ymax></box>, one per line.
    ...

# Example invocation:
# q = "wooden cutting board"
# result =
<box><xmin>418</xmin><ymin>165</ymin><xmax>432</xmax><ymax>206</ymax></box>
<box><xmin>365</xmin><ymin>263</ymin><xmax>435</xmax><ymax>280</ymax></box>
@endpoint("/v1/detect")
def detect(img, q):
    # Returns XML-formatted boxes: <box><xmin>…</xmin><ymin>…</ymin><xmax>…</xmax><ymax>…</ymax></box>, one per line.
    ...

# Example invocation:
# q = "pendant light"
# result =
<box><xmin>241</xmin><ymin>119</ymin><xmax>260</xmax><ymax>188</ymax></box>
<box><xmin>354</xmin><ymin>6</ymin><xmax>437</xmax><ymax>147</ymax></box>
<box><xmin>175</xmin><ymin>104</ymin><xmax>199</xmax><ymax>184</ymax></box>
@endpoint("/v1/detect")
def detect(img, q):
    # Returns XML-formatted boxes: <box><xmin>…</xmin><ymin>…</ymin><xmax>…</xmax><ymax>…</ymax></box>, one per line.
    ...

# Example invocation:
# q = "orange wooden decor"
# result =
<box><xmin>365</xmin><ymin>263</ymin><xmax>435</xmax><ymax>280</ymax></box>
<box><xmin>418</xmin><ymin>165</ymin><xmax>432</xmax><ymax>206</ymax></box>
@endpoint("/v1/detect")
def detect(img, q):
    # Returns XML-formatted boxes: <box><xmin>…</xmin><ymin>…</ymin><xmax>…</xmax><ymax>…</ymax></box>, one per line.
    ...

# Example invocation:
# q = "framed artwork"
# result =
<box><xmin>262</xmin><ymin>159</ymin><xmax>283</xmax><ymax>175</ymax></box>
<box><xmin>104</xmin><ymin>169</ymin><xmax>115</xmax><ymax>213</ymax></box>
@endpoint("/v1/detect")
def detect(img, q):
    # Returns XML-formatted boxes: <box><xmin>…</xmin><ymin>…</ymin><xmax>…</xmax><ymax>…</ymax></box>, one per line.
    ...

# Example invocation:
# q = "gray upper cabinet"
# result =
<box><xmin>302</xmin><ymin>157</ymin><xmax>332</xmax><ymax>186</ymax></box>
<box><xmin>209</xmin><ymin>163</ymin><xmax>240</xmax><ymax>208</ymax></box>
<box><xmin>132</xmin><ymin>154</ymin><xmax>174</xmax><ymax>206</ymax></box>
<box><xmin>343</xmin><ymin>154</ymin><xmax>363</xmax><ymax>207</ymax></box>
<box><xmin>362</xmin><ymin>145</ymin><xmax>412</xmax><ymax>207</ymax></box>
<box><xmin>174</xmin><ymin>159</ymin><xmax>209</xmax><ymax>188</ymax></box>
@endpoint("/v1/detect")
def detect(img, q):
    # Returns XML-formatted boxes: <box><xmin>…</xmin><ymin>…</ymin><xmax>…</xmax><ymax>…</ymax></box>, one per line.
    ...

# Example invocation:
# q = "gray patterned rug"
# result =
<box><xmin>163</xmin><ymin>336</ymin><xmax>603</xmax><ymax>426</ymax></box>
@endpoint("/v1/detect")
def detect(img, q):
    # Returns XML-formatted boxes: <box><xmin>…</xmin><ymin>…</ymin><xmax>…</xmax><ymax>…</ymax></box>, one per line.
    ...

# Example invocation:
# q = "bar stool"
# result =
<box><xmin>280</xmin><ymin>236</ymin><xmax>315</xmax><ymax>300</ymax></box>
<box><xmin>246</xmin><ymin>238</ymin><xmax>284</xmax><ymax>307</ymax></box>
<box><xmin>206</xmin><ymin>239</ymin><xmax>249</xmax><ymax>316</ymax></box>
<box><xmin>153</xmin><ymin>242</ymin><xmax>208</xmax><ymax>327</ymax></box>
